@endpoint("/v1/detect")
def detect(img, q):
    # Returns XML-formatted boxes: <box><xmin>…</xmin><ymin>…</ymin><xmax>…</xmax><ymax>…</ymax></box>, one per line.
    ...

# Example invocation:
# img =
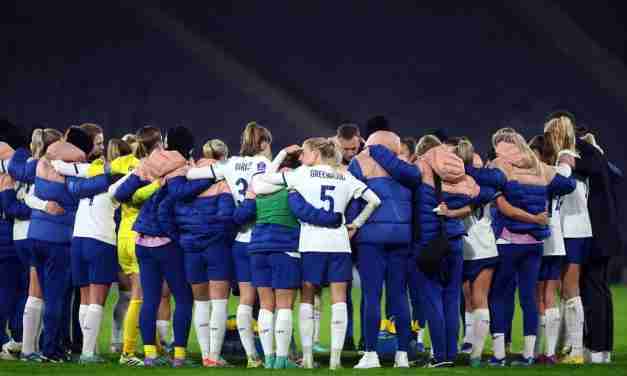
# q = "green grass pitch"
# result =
<box><xmin>2</xmin><ymin>286</ymin><xmax>626</xmax><ymax>375</ymax></box>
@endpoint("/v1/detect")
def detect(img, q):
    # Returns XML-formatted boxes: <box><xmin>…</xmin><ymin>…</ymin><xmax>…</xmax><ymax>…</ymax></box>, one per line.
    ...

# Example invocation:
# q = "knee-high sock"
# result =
<box><xmin>523</xmin><ymin>335</ymin><xmax>536</xmax><ymax>359</ymax></box>
<box><xmin>258</xmin><ymin>309</ymin><xmax>275</xmax><ymax>358</ymax></box>
<box><xmin>209</xmin><ymin>299</ymin><xmax>227</xmax><ymax>360</ymax></box>
<box><xmin>565</xmin><ymin>296</ymin><xmax>584</xmax><ymax>356</ymax></box>
<box><xmin>275</xmin><ymin>309</ymin><xmax>292</xmax><ymax>357</ymax></box>
<box><xmin>156</xmin><ymin>320</ymin><xmax>170</xmax><ymax>344</ymax></box>
<box><xmin>236</xmin><ymin>304</ymin><xmax>258</xmax><ymax>359</ymax></box>
<box><xmin>112</xmin><ymin>291</ymin><xmax>131</xmax><ymax>345</ymax></box>
<box><xmin>492</xmin><ymin>333</ymin><xmax>506</xmax><ymax>360</ymax></box>
<box><xmin>22</xmin><ymin>297</ymin><xmax>43</xmax><ymax>355</ymax></box>
<box><xmin>330</xmin><ymin>303</ymin><xmax>347</xmax><ymax>368</ymax></box>
<box><xmin>470</xmin><ymin>309</ymin><xmax>490</xmax><ymax>359</ymax></box>
<box><xmin>194</xmin><ymin>300</ymin><xmax>211</xmax><ymax>359</ymax></box>
<box><xmin>545</xmin><ymin>307</ymin><xmax>560</xmax><ymax>357</ymax></box>
<box><xmin>299</xmin><ymin>303</ymin><xmax>314</xmax><ymax>363</ymax></box>
<box><xmin>535</xmin><ymin>315</ymin><xmax>546</xmax><ymax>356</ymax></box>
<box><xmin>82</xmin><ymin>304</ymin><xmax>104</xmax><ymax>356</ymax></box>
<box><xmin>79</xmin><ymin>304</ymin><xmax>89</xmax><ymax>334</ymax></box>
<box><xmin>313</xmin><ymin>295</ymin><xmax>321</xmax><ymax>344</ymax></box>
<box><xmin>122</xmin><ymin>299</ymin><xmax>142</xmax><ymax>355</ymax></box>
<box><xmin>463</xmin><ymin>311</ymin><xmax>474</xmax><ymax>344</ymax></box>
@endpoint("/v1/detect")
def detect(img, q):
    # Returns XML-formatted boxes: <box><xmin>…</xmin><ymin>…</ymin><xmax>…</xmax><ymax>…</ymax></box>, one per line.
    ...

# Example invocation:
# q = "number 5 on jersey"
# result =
<box><xmin>320</xmin><ymin>185</ymin><xmax>335</xmax><ymax>212</ymax></box>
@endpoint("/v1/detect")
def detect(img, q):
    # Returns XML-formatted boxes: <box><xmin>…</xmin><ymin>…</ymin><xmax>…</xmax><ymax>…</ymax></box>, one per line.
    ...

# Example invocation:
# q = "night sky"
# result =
<box><xmin>2</xmin><ymin>1</ymin><xmax>627</xmax><ymax>259</ymax></box>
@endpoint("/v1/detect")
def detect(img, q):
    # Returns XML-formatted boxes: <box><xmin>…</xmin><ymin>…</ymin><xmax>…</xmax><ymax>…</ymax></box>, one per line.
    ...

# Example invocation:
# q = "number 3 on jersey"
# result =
<box><xmin>320</xmin><ymin>185</ymin><xmax>335</xmax><ymax>212</ymax></box>
<box><xmin>235</xmin><ymin>178</ymin><xmax>248</xmax><ymax>204</ymax></box>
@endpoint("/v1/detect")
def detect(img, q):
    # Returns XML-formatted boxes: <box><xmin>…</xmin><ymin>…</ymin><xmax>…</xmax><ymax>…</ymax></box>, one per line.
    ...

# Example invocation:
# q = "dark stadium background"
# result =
<box><xmin>2</xmin><ymin>1</ymin><xmax>626</xmax><ymax>279</ymax></box>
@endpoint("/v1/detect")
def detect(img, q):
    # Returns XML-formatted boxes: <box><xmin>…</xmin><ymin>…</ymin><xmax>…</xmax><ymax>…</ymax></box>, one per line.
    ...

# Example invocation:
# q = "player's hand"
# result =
<box><xmin>434</xmin><ymin>202</ymin><xmax>452</xmax><ymax>217</ymax></box>
<box><xmin>535</xmin><ymin>211</ymin><xmax>549</xmax><ymax>225</ymax></box>
<box><xmin>45</xmin><ymin>201</ymin><xmax>65</xmax><ymax>216</ymax></box>
<box><xmin>245</xmin><ymin>190</ymin><xmax>256</xmax><ymax>200</ymax></box>
<box><xmin>346</xmin><ymin>223</ymin><xmax>358</xmax><ymax>239</ymax></box>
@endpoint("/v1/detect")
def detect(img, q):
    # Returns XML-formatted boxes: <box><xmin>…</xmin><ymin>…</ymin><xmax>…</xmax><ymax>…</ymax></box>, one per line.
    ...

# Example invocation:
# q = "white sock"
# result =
<box><xmin>313</xmin><ymin>295</ymin><xmax>321</xmax><ymax>344</ymax></box>
<box><xmin>79</xmin><ymin>304</ymin><xmax>89</xmax><ymax>333</ymax></box>
<box><xmin>565</xmin><ymin>296</ymin><xmax>584</xmax><ymax>356</ymax></box>
<box><xmin>470</xmin><ymin>309</ymin><xmax>490</xmax><ymax>359</ymax></box>
<box><xmin>299</xmin><ymin>303</ymin><xmax>314</xmax><ymax>364</ymax></box>
<box><xmin>590</xmin><ymin>351</ymin><xmax>604</xmax><ymax>364</ymax></box>
<box><xmin>258</xmin><ymin>309</ymin><xmax>275</xmax><ymax>358</ymax></box>
<box><xmin>236</xmin><ymin>304</ymin><xmax>258</xmax><ymax>359</ymax></box>
<box><xmin>82</xmin><ymin>304</ymin><xmax>104</xmax><ymax>356</ymax></box>
<box><xmin>156</xmin><ymin>320</ymin><xmax>170</xmax><ymax>344</ymax></box>
<box><xmin>209</xmin><ymin>299</ymin><xmax>228</xmax><ymax>360</ymax></box>
<box><xmin>112</xmin><ymin>290</ymin><xmax>131</xmax><ymax>344</ymax></box>
<box><xmin>535</xmin><ymin>315</ymin><xmax>546</xmax><ymax>357</ymax></box>
<box><xmin>557</xmin><ymin>300</ymin><xmax>567</xmax><ymax>350</ymax></box>
<box><xmin>523</xmin><ymin>335</ymin><xmax>536</xmax><ymax>359</ymax></box>
<box><xmin>492</xmin><ymin>333</ymin><xmax>505</xmax><ymax>360</ymax></box>
<box><xmin>22</xmin><ymin>297</ymin><xmax>44</xmax><ymax>355</ymax></box>
<box><xmin>545</xmin><ymin>307</ymin><xmax>560</xmax><ymax>357</ymax></box>
<box><xmin>275</xmin><ymin>309</ymin><xmax>293</xmax><ymax>357</ymax></box>
<box><xmin>330</xmin><ymin>303</ymin><xmax>347</xmax><ymax>368</ymax></box>
<box><xmin>463</xmin><ymin>311</ymin><xmax>474</xmax><ymax>344</ymax></box>
<box><xmin>417</xmin><ymin>328</ymin><xmax>424</xmax><ymax>343</ymax></box>
<box><xmin>194</xmin><ymin>300</ymin><xmax>211</xmax><ymax>359</ymax></box>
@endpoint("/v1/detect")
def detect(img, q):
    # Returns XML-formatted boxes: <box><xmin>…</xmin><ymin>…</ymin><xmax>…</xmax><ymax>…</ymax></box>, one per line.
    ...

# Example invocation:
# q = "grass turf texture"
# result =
<box><xmin>2</xmin><ymin>286</ymin><xmax>626</xmax><ymax>375</ymax></box>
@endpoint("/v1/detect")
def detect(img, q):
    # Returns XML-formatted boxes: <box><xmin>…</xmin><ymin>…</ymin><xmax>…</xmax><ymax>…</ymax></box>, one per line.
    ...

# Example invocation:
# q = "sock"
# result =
<box><xmin>209</xmin><ymin>299</ymin><xmax>228</xmax><ymax>360</ymax></box>
<box><xmin>194</xmin><ymin>300</ymin><xmax>211</xmax><ymax>359</ymax></box>
<box><xmin>330</xmin><ymin>303</ymin><xmax>347</xmax><ymax>368</ymax></box>
<box><xmin>313</xmin><ymin>295</ymin><xmax>321</xmax><ymax>344</ymax></box>
<box><xmin>123</xmin><ymin>299</ymin><xmax>142</xmax><ymax>355</ymax></box>
<box><xmin>174</xmin><ymin>347</ymin><xmax>186</xmax><ymax>360</ymax></box>
<box><xmin>156</xmin><ymin>320</ymin><xmax>170</xmax><ymax>345</ymax></box>
<box><xmin>112</xmin><ymin>291</ymin><xmax>131</xmax><ymax>345</ymax></box>
<box><xmin>565</xmin><ymin>297</ymin><xmax>584</xmax><ymax>356</ymax></box>
<box><xmin>523</xmin><ymin>335</ymin><xmax>536</xmax><ymax>359</ymax></box>
<box><xmin>82</xmin><ymin>304</ymin><xmax>104</xmax><ymax>356</ymax></box>
<box><xmin>144</xmin><ymin>345</ymin><xmax>157</xmax><ymax>359</ymax></box>
<box><xmin>557</xmin><ymin>300</ymin><xmax>567</xmax><ymax>351</ymax></box>
<box><xmin>236</xmin><ymin>304</ymin><xmax>258</xmax><ymax>359</ymax></box>
<box><xmin>463</xmin><ymin>311</ymin><xmax>474</xmax><ymax>344</ymax></box>
<box><xmin>470</xmin><ymin>309</ymin><xmax>490</xmax><ymax>359</ymax></box>
<box><xmin>299</xmin><ymin>303</ymin><xmax>314</xmax><ymax>364</ymax></box>
<box><xmin>492</xmin><ymin>333</ymin><xmax>505</xmax><ymax>360</ymax></box>
<box><xmin>417</xmin><ymin>328</ymin><xmax>424</xmax><ymax>343</ymax></box>
<box><xmin>275</xmin><ymin>309</ymin><xmax>293</xmax><ymax>358</ymax></box>
<box><xmin>545</xmin><ymin>307</ymin><xmax>560</xmax><ymax>357</ymax></box>
<box><xmin>535</xmin><ymin>315</ymin><xmax>546</xmax><ymax>357</ymax></box>
<box><xmin>79</xmin><ymin>304</ymin><xmax>89</xmax><ymax>333</ymax></box>
<box><xmin>22</xmin><ymin>297</ymin><xmax>43</xmax><ymax>355</ymax></box>
<box><xmin>258</xmin><ymin>309</ymin><xmax>275</xmax><ymax>358</ymax></box>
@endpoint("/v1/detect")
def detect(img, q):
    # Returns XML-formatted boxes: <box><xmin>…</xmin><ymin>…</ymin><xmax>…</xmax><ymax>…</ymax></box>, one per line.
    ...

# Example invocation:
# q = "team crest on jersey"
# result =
<box><xmin>257</xmin><ymin>161</ymin><xmax>266</xmax><ymax>172</ymax></box>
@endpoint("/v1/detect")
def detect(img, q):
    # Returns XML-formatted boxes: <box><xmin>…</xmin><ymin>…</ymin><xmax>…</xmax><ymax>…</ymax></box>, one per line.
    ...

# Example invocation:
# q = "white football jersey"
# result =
<box><xmin>220</xmin><ymin>155</ymin><xmax>271</xmax><ymax>243</ymax></box>
<box><xmin>560</xmin><ymin>178</ymin><xmax>592</xmax><ymax>238</ymax></box>
<box><xmin>12</xmin><ymin>183</ymin><xmax>32</xmax><ymax>241</ymax></box>
<box><xmin>543</xmin><ymin>197</ymin><xmax>566</xmax><ymax>256</ymax></box>
<box><xmin>283</xmin><ymin>164</ymin><xmax>367</xmax><ymax>253</ymax></box>
<box><xmin>463</xmin><ymin>203</ymin><xmax>498</xmax><ymax>260</ymax></box>
<box><xmin>73</xmin><ymin>191</ymin><xmax>119</xmax><ymax>246</ymax></box>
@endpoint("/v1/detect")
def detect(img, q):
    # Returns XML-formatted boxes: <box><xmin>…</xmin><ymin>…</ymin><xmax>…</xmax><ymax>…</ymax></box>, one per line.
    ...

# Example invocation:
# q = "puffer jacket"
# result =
<box><xmin>347</xmin><ymin>151</ymin><xmax>413</xmax><ymax>245</ymax></box>
<box><xmin>368</xmin><ymin>145</ymin><xmax>479</xmax><ymax>248</ymax></box>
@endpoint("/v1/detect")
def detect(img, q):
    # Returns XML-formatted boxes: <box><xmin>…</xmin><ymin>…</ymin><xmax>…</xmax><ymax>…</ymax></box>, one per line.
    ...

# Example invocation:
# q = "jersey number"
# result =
<box><xmin>320</xmin><ymin>185</ymin><xmax>335</xmax><ymax>212</ymax></box>
<box><xmin>235</xmin><ymin>178</ymin><xmax>248</xmax><ymax>203</ymax></box>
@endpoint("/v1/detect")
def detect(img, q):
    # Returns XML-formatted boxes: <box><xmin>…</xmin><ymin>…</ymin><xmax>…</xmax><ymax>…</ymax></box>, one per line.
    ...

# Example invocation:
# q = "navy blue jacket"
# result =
<box><xmin>347</xmin><ymin>151</ymin><xmax>413</xmax><ymax>245</ymax></box>
<box><xmin>0</xmin><ymin>190</ymin><xmax>17</xmax><ymax>261</ymax></box>
<box><xmin>368</xmin><ymin>145</ymin><xmax>475</xmax><ymax>248</ymax></box>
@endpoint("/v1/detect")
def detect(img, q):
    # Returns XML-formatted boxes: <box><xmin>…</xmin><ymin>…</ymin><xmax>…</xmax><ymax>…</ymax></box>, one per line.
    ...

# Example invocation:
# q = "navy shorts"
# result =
<box><xmin>302</xmin><ymin>252</ymin><xmax>352</xmax><ymax>285</ymax></box>
<box><xmin>251</xmin><ymin>252</ymin><xmax>302</xmax><ymax>289</ymax></box>
<box><xmin>14</xmin><ymin>239</ymin><xmax>34</xmax><ymax>269</ymax></box>
<box><xmin>71</xmin><ymin>237</ymin><xmax>118</xmax><ymax>287</ymax></box>
<box><xmin>184</xmin><ymin>243</ymin><xmax>233</xmax><ymax>284</ymax></box>
<box><xmin>538</xmin><ymin>256</ymin><xmax>564</xmax><ymax>281</ymax></box>
<box><xmin>463</xmin><ymin>257</ymin><xmax>499</xmax><ymax>283</ymax></box>
<box><xmin>232</xmin><ymin>241</ymin><xmax>252</xmax><ymax>283</ymax></box>
<box><xmin>564</xmin><ymin>237</ymin><xmax>592</xmax><ymax>265</ymax></box>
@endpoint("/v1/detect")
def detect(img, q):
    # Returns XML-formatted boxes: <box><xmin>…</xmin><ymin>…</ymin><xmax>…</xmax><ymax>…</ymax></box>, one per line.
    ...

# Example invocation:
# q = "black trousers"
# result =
<box><xmin>580</xmin><ymin>256</ymin><xmax>613</xmax><ymax>352</ymax></box>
